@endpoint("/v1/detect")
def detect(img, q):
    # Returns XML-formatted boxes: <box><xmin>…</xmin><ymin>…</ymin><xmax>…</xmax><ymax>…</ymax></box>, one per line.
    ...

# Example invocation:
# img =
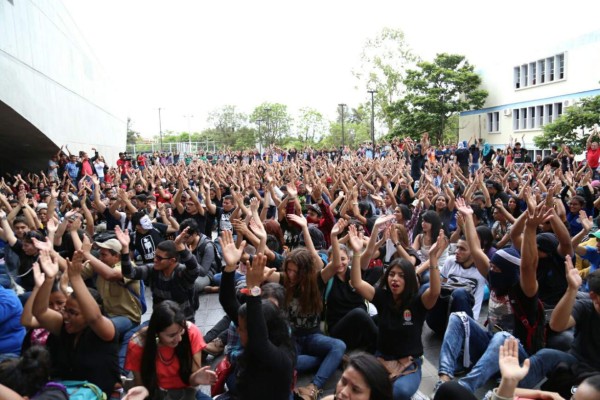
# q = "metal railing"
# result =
<box><xmin>126</xmin><ymin>141</ymin><xmax>224</xmax><ymax>156</ymax></box>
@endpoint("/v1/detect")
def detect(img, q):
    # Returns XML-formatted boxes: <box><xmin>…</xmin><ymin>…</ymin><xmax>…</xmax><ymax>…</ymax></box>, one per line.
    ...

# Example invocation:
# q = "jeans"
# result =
<box><xmin>458</xmin><ymin>331</ymin><xmax>527</xmax><ymax>392</ymax></box>
<box><xmin>426</xmin><ymin>288</ymin><xmax>474</xmax><ymax>335</ymax></box>
<box><xmin>212</xmin><ymin>271</ymin><xmax>245</xmax><ymax>286</ymax></box>
<box><xmin>392</xmin><ymin>357</ymin><xmax>423</xmax><ymax>400</ymax></box>
<box><xmin>295</xmin><ymin>332</ymin><xmax>346</xmax><ymax>389</ymax></box>
<box><xmin>328</xmin><ymin>308</ymin><xmax>377</xmax><ymax>352</ymax></box>
<box><xmin>469</xmin><ymin>163</ymin><xmax>480</xmax><ymax>176</ymax></box>
<box><xmin>519</xmin><ymin>349</ymin><xmax>578</xmax><ymax>388</ymax></box>
<box><xmin>110</xmin><ymin>316</ymin><xmax>140</xmax><ymax>373</ymax></box>
<box><xmin>203</xmin><ymin>315</ymin><xmax>231</xmax><ymax>344</ymax></box>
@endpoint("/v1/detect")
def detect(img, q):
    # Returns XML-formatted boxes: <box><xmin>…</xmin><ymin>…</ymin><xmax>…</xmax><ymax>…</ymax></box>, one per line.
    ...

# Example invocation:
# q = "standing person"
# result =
<box><xmin>124</xmin><ymin>301</ymin><xmax>215</xmax><ymax>400</ymax></box>
<box><xmin>350</xmin><ymin>219</ymin><xmax>447</xmax><ymax>400</ymax></box>
<box><xmin>32</xmin><ymin>250</ymin><xmax>120</xmax><ymax>396</ymax></box>
<box><xmin>512</xmin><ymin>142</ymin><xmax>527</xmax><ymax>165</ymax></box>
<box><xmin>586</xmin><ymin>128</ymin><xmax>600</xmax><ymax>180</ymax></box>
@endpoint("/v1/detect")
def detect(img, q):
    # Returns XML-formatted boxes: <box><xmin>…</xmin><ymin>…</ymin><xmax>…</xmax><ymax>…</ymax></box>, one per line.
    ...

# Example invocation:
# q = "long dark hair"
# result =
<box><xmin>141</xmin><ymin>301</ymin><xmax>192</xmax><ymax>398</ymax></box>
<box><xmin>378</xmin><ymin>258</ymin><xmax>419</xmax><ymax>308</ymax></box>
<box><xmin>476</xmin><ymin>225</ymin><xmax>494</xmax><ymax>253</ymax></box>
<box><xmin>342</xmin><ymin>352</ymin><xmax>393</xmax><ymax>400</ymax></box>
<box><xmin>236</xmin><ymin>300</ymin><xmax>296</xmax><ymax>390</ymax></box>
<box><xmin>0</xmin><ymin>346</ymin><xmax>53</xmax><ymax>397</ymax></box>
<box><xmin>421</xmin><ymin>210</ymin><xmax>442</xmax><ymax>242</ymax></box>
<box><xmin>283</xmin><ymin>248</ymin><xmax>323</xmax><ymax>315</ymax></box>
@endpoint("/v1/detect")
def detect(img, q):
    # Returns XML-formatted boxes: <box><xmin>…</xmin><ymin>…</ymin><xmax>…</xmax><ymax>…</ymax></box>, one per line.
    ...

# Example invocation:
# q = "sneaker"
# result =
<box><xmin>411</xmin><ymin>390</ymin><xmax>430</xmax><ymax>400</ymax></box>
<box><xmin>204</xmin><ymin>337</ymin><xmax>225</xmax><ymax>356</ymax></box>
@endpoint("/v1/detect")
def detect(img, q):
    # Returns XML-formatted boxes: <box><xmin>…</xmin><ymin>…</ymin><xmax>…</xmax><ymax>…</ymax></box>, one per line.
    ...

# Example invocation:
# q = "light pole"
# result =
<box><xmin>158</xmin><ymin>107</ymin><xmax>163</xmax><ymax>152</ymax></box>
<box><xmin>256</xmin><ymin>119</ymin><xmax>263</xmax><ymax>155</ymax></box>
<box><xmin>184</xmin><ymin>114</ymin><xmax>194</xmax><ymax>152</ymax></box>
<box><xmin>367</xmin><ymin>90</ymin><xmax>376</xmax><ymax>150</ymax></box>
<box><xmin>338</xmin><ymin>103</ymin><xmax>346</xmax><ymax>148</ymax></box>
<box><xmin>265</xmin><ymin>107</ymin><xmax>272</xmax><ymax>150</ymax></box>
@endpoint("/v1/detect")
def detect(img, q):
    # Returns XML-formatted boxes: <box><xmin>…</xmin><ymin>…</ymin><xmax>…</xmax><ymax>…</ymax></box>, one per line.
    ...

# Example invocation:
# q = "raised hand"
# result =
<box><xmin>68</xmin><ymin>250</ymin><xmax>86</xmax><ymax>276</ymax></box>
<box><xmin>347</xmin><ymin>224</ymin><xmax>364</xmax><ymax>253</ymax></box>
<box><xmin>174</xmin><ymin>227</ymin><xmax>191</xmax><ymax>250</ymax></box>
<box><xmin>246</xmin><ymin>252</ymin><xmax>268</xmax><ymax>288</ymax></box>
<box><xmin>498</xmin><ymin>337</ymin><xmax>530</xmax><ymax>382</ymax></box>
<box><xmin>114</xmin><ymin>226</ymin><xmax>130</xmax><ymax>248</ymax></box>
<box><xmin>32</xmin><ymin>262</ymin><xmax>45</xmax><ymax>288</ymax></box>
<box><xmin>331</xmin><ymin>218</ymin><xmax>348</xmax><ymax>238</ymax></box>
<box><xmin>565</xmin><ymin>255</ymin><xmax>582</xmax><ymax>290</ymax></box>
<box><xmin>525</xmin><ymin>203</ymin><xmax>552</xmax><ymax>228</ymax></box>
<box><xmin>579</xmin><ymin>210</ymin><xmax>593</xmax><ymax>232</ymax></box>
<box><xmin>249</xmin><ymin>218</ymin><xmax>266</xmax><ymax>240</ymax></box>
<box><xmin>429</xmin><ymin>229</ymin><xmax>449</xmax><ymax>259</ymax></box>
<box><xmin>286</xmin><ymin>183</ymin><xmax>298</xmax><ymax>198</ymax></box>
<box><xmin>455</xmin><ymin>197</ymin><xmax>473</xmax><ymax>216</ymax></box>
<box><xmin>287</xmin><ymin>213</ymin><xmax>307</xmax><ymax>229</ymax></box>
<box><xmin>220</xmin><ymin>230</ymin><xmax>246</xmax><ymax>267</ymax></box>
<box><xmin>249</xmin><ymin>197</ymin><xmax>260</xmax><ymax>213</ymax></box>
<box><xmin>39</xmin><ymin>249</ymin><xmax>59</xmax><ymax>279</ymax></box>
<box><xmin>32</xmin><ymin>237</ymin><xmax>53</xmax><ymax>252</ymax></box>
<box><xmin>46</xmin><ymin>218</ymin><xmax>59</xmax><ymax>235</ymax></box>
<box><xmin>81</xmin><ymin>235</ymin><xmax>93</xmax><ymax>253</ymax></box>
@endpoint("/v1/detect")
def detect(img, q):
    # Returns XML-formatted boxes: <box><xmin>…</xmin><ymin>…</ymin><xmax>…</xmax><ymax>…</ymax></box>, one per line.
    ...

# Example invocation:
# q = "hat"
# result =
<box><xmin>592</xmin><ymin>180</ymin><xmax>600</xmax><ymax>189</ymax></box>
<box><xmin>139</xmin><ymin>215</ymin><xmax>154</xmax><ymax>230</ymax></box>
<box><xmin>592</xmin><ymin>231</ymin><xmax>600</xmax><ymax>240</ymax></box>
<box><xmin>96</xmin><ymin>238</ymin><xmax>122</xmax><ymax>253</ymax></box>
<box><xmin>490</xmin><ymin>248</ymin><xmax>521</xmax><ymax>271</ymax></box>
<box><xmin>326</xmin><ymin>177</ymin><xmax>333</xmax><ymax>184</ymax></box>
<box><xmin>306</xmin><ymin>204</ymin><xmax>322</xmax><ymax>216</ymax></box>
<box><xmin>36</xmin><ymin>203</ymin><xmax>48</xmax><ymax>212</ymax></box>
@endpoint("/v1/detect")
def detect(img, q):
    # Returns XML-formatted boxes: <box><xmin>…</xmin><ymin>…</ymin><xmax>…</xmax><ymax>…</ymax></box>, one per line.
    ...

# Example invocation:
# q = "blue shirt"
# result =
<box><xmin>581</xmin><ymin>246</ymin><xmax>600</xmax><ymax>291</ymax></box>
<box><xmin>0</xmin><ymin>285</ymin><xmax>26</xmax><ymax>355</ymax></box>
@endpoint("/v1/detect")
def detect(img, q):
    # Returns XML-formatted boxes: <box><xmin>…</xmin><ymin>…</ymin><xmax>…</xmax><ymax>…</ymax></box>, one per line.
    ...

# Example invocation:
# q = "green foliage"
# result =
<box><xmin>534</xmin><ymin>95</ymin><xmax>600</xmax><ymax>153</ymax></box>
<box><xmin>249</xmin><ymin>103</ymin><xmax>292</xmax><ymax>146</ymax></box>
<box><xmin>207</xmin><ymin>105</ymin><xmax>248</xmax><ymax>147</ymax></box>
<box><xmin>126</xmin><ymin>117</ymin><xmax>141</xmax><ymax>145</ymax></box>
<box><xmin>296</xmin><ymin>107</ymin><xmax>329</xmax><ymax>143</ymax></box>
<box><xmin>353</xmin><ymin>27</ymin><xmax>420</xmax><ymax>132</ymax></box>
<box><xmin>388</xmin><ymin>53</ymin><xmax>488</xmax><ymax>145</ymax></box>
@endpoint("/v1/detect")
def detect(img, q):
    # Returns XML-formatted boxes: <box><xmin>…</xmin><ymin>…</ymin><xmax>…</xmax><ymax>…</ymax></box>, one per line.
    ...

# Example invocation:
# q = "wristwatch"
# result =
<box><xmin>250</xmin><ymin>286</ymin><xmax>262</xmax><ymax>297</ymax></box>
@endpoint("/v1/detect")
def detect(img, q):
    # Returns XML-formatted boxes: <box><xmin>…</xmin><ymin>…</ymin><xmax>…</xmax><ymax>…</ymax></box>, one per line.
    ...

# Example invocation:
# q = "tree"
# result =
<box><xmin>249</xmin><ymin>103</ymin><xmax>292</xmax><ymax>147</ymax></box>
<box><xmin>296</xmin><ymin>107</ymin><xmax>329</xmax><ymax>143</ymax></box>
<box><xmin>207</xmin><ymin>105</ymin><xmax>248</xmax><ymax>147</ymax></box>
<box><xmin>534</xmin><ymin>95</ymin><xmax>600</xmax><ymax>153</ymax></box>
<box><xmin>387</xmin><ymin>53</ymin><xmax>488</xmax><ymax>144</ymax></box>
<box><xmin>126</xmin><ymin>117</ymin><xmax>141</xmax><ymax>145</ymax></box>
<box><xmin>353</xmin><ymin>27</ymin><xmax>420</xmax><ymax>132</ymax></box>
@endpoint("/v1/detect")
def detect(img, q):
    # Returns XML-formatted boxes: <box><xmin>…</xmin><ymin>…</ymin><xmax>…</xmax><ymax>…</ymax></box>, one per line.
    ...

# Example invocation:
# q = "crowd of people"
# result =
<box><xmin>0</xmin><ymin>130</ymin><xmax>599</xmax><ymax>400</ymax></box>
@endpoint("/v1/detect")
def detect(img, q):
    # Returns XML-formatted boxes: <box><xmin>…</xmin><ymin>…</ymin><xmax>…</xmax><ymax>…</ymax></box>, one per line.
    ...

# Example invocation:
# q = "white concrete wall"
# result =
<box><xmin>0</xmin><ymin>0</ymin><xmax>125</xmax><ymax>165</ymax></box>
<box><xmin>459</xmin><ymin>30</ymin><xmax>600</xmax><ymax>150</ymax></box>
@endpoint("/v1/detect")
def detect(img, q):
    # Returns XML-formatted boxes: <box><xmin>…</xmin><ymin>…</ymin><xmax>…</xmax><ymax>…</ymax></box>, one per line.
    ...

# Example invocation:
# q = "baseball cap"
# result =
<box><xmin>96</xmin><ymin>238</ymin><xmax>123</xmax><ymax>253</ymax></box>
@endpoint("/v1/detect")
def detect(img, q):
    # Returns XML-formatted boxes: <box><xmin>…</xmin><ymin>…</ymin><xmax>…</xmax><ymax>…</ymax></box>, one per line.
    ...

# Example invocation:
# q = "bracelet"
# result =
<box><xmin>429</xmin><ymin>265</ymin><xmax>439</xmax><ymax>270</ymax></box>
<box><xmin>395</xmin><ymin>242</ymin><xmax>401</xmax><ymax>247</ymax></box>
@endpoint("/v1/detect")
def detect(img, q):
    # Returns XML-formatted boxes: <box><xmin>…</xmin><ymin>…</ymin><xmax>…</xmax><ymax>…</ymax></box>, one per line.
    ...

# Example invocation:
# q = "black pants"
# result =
<box><xmin>204</xmin><ymin>315</ymin><xmax>231</xmax><ymax>343</ymax></box>
<box><xmin>434</xmin><ymin>381</ymin><xmax>477</xmax><ymax>400</ymax></box>
<box><xmin>328</xmin><ymin>308</ymin><xmax>377</xmax><ymax>352</ymax></box>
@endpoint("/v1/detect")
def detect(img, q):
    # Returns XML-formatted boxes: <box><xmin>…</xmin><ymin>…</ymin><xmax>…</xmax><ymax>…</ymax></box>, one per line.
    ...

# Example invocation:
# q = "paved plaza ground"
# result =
<box><xmin>141</xmin><ymin>292</ymin><xmax>495</xmax><ymax>399</ymax></box>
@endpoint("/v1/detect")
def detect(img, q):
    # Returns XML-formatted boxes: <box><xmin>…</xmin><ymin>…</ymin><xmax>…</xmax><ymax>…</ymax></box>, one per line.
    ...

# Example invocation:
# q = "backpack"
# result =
<box><xmin>56</xmin><ymin>380</ymin><xmax>106</xmax><ymax>400</ymax></box>
<box><xmin>197</xmin><ymin>236</ymin><xmax>223</xmax><ymax>276</ymax></box>
<box><xmin>510</xmin><ymin>296</ymin><xmax>546</xmax><ymax>355</ymax></box>
<box><xmin>122</xmin><ymin>279</ymin><xmax>147</xmax><ymax>315</ymax></box>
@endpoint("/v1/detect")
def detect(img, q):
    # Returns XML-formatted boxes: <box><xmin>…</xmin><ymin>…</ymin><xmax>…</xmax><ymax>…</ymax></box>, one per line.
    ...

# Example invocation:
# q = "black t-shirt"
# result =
<box><xmin>483</xmin><ymin>150</ymin><xmax>495</xmax><ymax>166</ymax></box>
<box><xmin>325</xmin><ymin>270</ymin><xmax>367</xmax><ymax>329</ymax></box>
<box><xmin>455</xmin><ymin>148</ymin><xmax>470</xmax><ymax>166</ymax></box>
<box><xmin>133</xmin><ymin>223</ymin><xmax>168</xmax><ymax>263</ymax></box>
<box><xmin>513</xmin><ymin>148</ymin><xmax>527</xmax><ymax>163</ymax></box>
<box><xmin>410</xmin><ymin>154</ymin><xmax>425</xmax><ymax>180</ymax></box>
<box><xmin>372</xmin><ymin>288</ymin><xmax>427</xmax><ymax>358</ymax></box>
<box><xmin>537</xmin><ymin>258</ymin><xmax>568</xmax><ymax>309</ymax></box>
<box><xmin>103</xmin><ymin>208</ymin><xmax>124</xmax><ymax>231</ymax></box>
<box><xmin>571</xmin><ymin>299</ymin><xmax>600</xmax><ymax>369</ymax></box>
<box><xmin>10</xmin><ymin>240</ymin><xmax>38</xmax><ymax>292</ymax></box>
<box><xmin>47</xmin><ymin>325</ymin><xmax>119</xmax><ymax>395</ymax></box>
<box><xmin>173</xmin><ymin>209</ymin><xmax>207</xmax><ymax>234</ymax></box>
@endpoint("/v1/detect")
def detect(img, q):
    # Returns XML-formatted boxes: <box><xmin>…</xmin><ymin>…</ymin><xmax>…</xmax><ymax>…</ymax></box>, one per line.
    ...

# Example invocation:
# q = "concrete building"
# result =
<box><xmin>459</xmin><ymin>30</ymin><xmax>600</xmax><ymax>159</ymax></box>
<box><xmin>0</xmin><ymin>0</ymin><xmax>125</xmax><ymax>173</ymax></box>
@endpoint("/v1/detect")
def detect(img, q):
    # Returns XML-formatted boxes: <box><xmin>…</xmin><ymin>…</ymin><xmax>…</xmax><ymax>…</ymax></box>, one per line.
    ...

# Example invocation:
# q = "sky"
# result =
<box><xmin>61</xmin><ymin>0</ymin><xmax>598</xmax><ymax>139</ymax></box>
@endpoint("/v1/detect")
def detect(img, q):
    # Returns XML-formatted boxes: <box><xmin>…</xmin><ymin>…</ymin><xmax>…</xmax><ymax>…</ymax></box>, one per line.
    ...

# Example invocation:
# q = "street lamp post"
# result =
<box><xmin>184</xmin><ymin>114</ymin><xmax>194</xmax><ymax>152</ymax></box>
<box><xmin>338</xmin><ymin>103</ymin><xmax>346</xmax><ymax>148</ymax></box>
<box><xmin>158</xmin><ymin>107</ymin><xmax>163</xmax><ymax>152</ymax></box>
<box><xmin>256</xmin><ymin>119</ymin><xmax>263</xmax><ymax>155</ymax></box>
<box><xmin>367</xmin><ymin>90</ymin><xmax>376</xmax><ymax>150</ymax></box>
<box><xmin>265</xmin><ymin>107</ymin><xmax>272</xmax><ymax>151</ymax></box>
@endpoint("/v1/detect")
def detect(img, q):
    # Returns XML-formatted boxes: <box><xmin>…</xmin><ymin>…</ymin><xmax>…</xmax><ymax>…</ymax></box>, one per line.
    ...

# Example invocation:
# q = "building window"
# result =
<box><xmin>487</xmin><ymin>112</ymin><xmax>500</xmax><ymax>133</ymax></box>
<box><xmin>514</xmin><ymin>53</ymin><xmax>565</xmax><ymax>89</ymax></box>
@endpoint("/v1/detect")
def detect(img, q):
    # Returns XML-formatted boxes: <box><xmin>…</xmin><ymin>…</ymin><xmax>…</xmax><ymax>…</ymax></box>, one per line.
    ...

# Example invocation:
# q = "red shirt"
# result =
<box><xmin>125</xmin><ymin>322</ymin><xmax>205</xmax><ymax>389</ymax></box>
<box><xmin>587</xmin><ymin>146</ymin><xmax>600</xmax><ymax>168</ymax></box>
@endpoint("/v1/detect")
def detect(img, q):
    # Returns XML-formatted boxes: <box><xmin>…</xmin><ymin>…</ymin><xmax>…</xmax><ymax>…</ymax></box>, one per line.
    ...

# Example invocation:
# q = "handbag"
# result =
<box><xmin>376</xmin><ymin>356</ymin><xmax>419</xmax><ymax>381</ymax></box>
<box><xmin>211</xmin><ymin>356</ymin><xmax>233</xmax><ymax>396</ymax></box>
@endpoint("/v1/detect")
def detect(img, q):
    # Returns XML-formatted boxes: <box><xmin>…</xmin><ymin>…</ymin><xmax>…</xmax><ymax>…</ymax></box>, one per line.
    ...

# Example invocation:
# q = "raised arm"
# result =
<box><xmin>421</xmin><ymin>229</ymin><xmax>447</xmax><ymax>309</ymax></box>
<box><xmin>548</xmin><ymin>255</ymin><xmax>579</xmax><ymax>332</ymax></box>
<box><xmin>455</xmin><ymin>197</ymin><xmax>489</xmax><ymax>277</ymax></box>
<box><xmin>321</xmin><ymin>219</ymin><xmax>348</xmax><ymax>283</ymax></box>
<box><xmin>348</xmin><ymin>224</ymin><xmax>374</xmax><ymax>301</ymax></box>
<box><xmin>32</xmin><ymin>251</ymin><xmax>64</xmax><ymax>336</ymax></box>
<box><xmin>68</xmin><ymin>250</ymin><xmax>116</xmax><ymax>341</ymax></box>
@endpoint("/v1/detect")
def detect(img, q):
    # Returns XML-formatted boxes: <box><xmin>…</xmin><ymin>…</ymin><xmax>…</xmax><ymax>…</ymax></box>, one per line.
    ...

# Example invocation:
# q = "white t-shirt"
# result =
<box><xmin>440</xmin><ymin>256</ymin><xmax>487</xmax><ymax>320</ymax></box>
<box><xmin>94</xmin><ymin>161</ymin><xmax>105</xmax><ymax>178</ymax></box>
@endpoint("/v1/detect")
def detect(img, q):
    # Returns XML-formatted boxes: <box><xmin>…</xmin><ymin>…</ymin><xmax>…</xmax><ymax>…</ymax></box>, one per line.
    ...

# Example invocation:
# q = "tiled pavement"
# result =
<box><xmin>143</xmin><ymin>292</ymin><xmax>494</xmax><ymax>399</ymax></box>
